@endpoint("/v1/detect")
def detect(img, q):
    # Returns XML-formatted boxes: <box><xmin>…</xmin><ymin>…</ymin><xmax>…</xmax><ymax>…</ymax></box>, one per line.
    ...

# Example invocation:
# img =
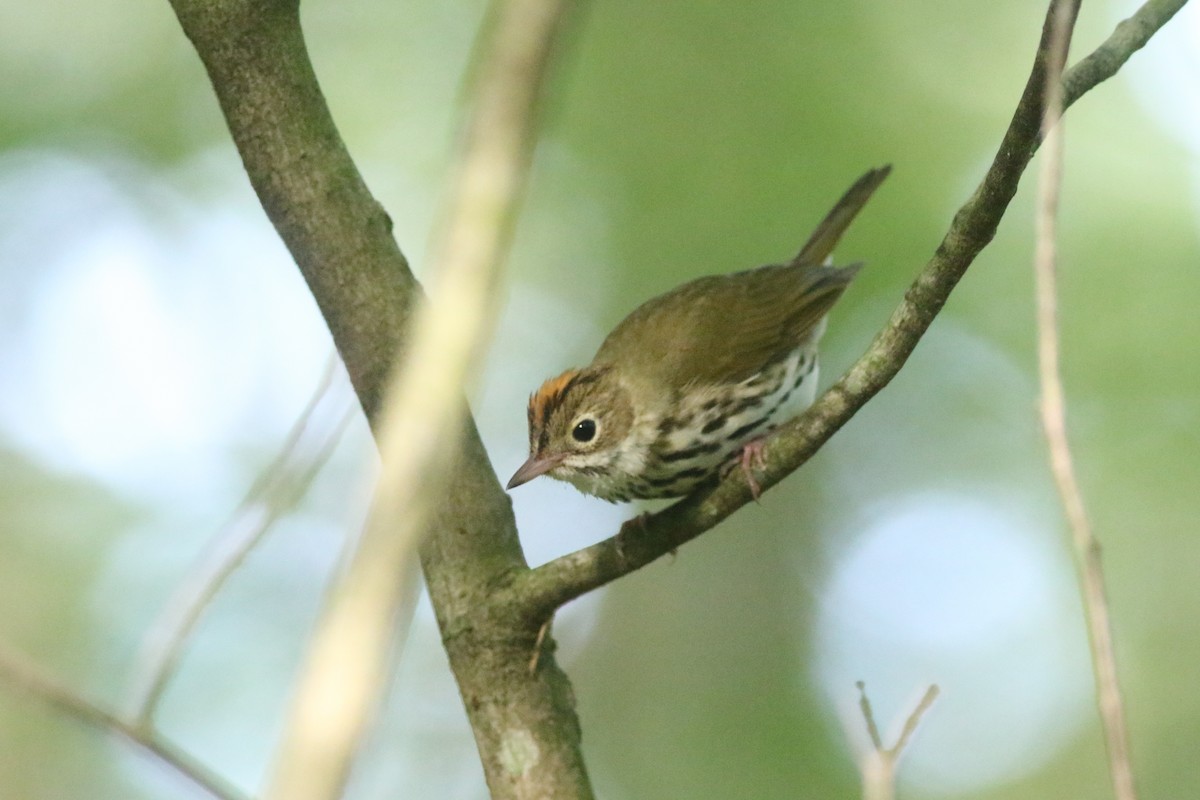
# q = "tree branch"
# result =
<box><xmin>128</xmin><ymin>356</ymin><xmax>349</xmax><ymax>724</ymax></box>
<box><xmin>1062</xmin><ymin>0</ymin><xmax>1189</xmax><ymax>109</ymax></box>
<box><xmin>853</xmin><ymin>683</ymin><xmax>940</xmax><ymax>800</ymax></box>
<box><xmin>1035</xmin><ymin>5</ymin><xmax>1140</xmax><ymax>799</ymax></box>
<box><xmin>168</xmin><ymin>0</ymin><xmax>590</xmax><ymax>797</ymax></box>
<box><xmin>0</xmin><ymin>645</ymin><xmax>248</xmax><ymax>800</ymax></box>
<box><xmin>264</xmin><ymin>1</ymin><xmax>572</xmax><ymax>797</ymax></box>
<box><xmin>518</xmin><ymin>0</ymin><xmax>1186</xmax><ymax>616</ymax></box>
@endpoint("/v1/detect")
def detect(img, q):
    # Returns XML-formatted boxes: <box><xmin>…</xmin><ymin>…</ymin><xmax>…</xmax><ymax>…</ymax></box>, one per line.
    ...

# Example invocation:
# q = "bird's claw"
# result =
<box><xmin>615</xmin><ymin>512</ymin><xmax>651</xmax><ymax>565</ymax></box>
<box><xmin>732</xmin><ymin>439</ymin><xmax>768</xmax><ymax>501</ymax></box>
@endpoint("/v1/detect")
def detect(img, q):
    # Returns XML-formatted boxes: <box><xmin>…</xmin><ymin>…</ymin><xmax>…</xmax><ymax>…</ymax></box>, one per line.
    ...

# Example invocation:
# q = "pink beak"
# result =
<box><xmin>506</xmin><ymin>453</ymin><xmax>562</xmax><ymax>490</ymax></box>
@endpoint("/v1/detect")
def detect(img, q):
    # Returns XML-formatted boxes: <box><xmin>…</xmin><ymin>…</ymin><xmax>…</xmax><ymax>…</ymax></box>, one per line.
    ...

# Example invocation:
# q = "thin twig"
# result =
<box><xmin>128</xmin><ymin>357</ymin><xmax>351</xmax><ymax>723</ymax></box>
<box><xmin>1035</xmin><ymin>5</ymin><xmax>1139</xmax><ymax>800</ymax></box>
<box><xmin>262</xmin><ymin>2</ymin><xmax>572</xmax><ymax>799</ymax></box>
<box><xmin>517</xmin><ymin>0</ymin><xmax>1187</xmax><ymax>618</ymax></box>
<box><xmin>853</xmin><ymin>683</ymin><xmax>940</xmax><ymax>800</ymax></box>
<box><xmin>855</xmin><ymin>681</ymin><xmax>884</xmax><ymax>751</ymax></box>
<box><xmin>889</xmin><ymin>685</ymin><xmax>940</xmax><ymax>759</ymax></box>
<box><xmin>0</xmin><ymin>644</ymin><xmax>248</xmax><ymax>800</ymax></box>
<box><xmin>1062</xmin><ymin>0</ymin><xmax>1191</xmax><ymax>109</ymax></box>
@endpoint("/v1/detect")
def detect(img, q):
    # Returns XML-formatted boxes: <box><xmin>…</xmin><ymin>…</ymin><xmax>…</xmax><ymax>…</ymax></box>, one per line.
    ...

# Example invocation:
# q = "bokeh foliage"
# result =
<box><xmin>0</xmin><ymin>1</ymin><xmax>1196</xmax><ymax>798</ymax></box>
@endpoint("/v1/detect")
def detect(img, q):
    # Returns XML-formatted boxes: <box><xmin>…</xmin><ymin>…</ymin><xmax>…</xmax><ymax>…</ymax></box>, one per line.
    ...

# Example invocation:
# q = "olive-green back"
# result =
<box><xmin>593</xmin><ymin>165</ymin><xmax>888</xmax><ymax>391</ymax></box>
<box><xmin>593</xmin><ymin>263</ymin><xmax>858</xmax><ymax>389</ymax></box>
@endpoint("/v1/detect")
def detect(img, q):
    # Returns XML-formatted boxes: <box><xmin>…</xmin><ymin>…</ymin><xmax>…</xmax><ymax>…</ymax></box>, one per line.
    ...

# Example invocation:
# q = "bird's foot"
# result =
<box><xmin>723</xmin><ymin>438</ymin><xmax>768</xmax><ymax>501</ymax></box>
<box><xmin>616</xmin><ymin>512</ymin><xmax>667</xmax><ymax>564</ymax></box>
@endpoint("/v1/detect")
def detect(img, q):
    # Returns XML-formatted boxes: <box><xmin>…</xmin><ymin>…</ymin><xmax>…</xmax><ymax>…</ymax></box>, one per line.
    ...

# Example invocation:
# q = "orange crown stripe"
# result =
<box><xmin>528</xmin><ymin>368</ymin><xmax>581</xmax><ymax>429</ymax></box>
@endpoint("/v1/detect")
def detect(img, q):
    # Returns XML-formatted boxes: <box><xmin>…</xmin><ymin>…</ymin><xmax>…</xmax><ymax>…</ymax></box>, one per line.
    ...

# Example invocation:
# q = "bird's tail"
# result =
<box><xmin>792</xmin><ymin>165</ymin><xmax>891</xmax><ymax>267</ymax></box>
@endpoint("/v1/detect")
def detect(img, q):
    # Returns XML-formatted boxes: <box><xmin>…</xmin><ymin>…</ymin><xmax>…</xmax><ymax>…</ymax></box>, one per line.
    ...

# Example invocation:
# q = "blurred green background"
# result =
<box><xmin>0</xmin><ymin>0</ymin><xmax>1197</xmax><ymax>798</ymax></box>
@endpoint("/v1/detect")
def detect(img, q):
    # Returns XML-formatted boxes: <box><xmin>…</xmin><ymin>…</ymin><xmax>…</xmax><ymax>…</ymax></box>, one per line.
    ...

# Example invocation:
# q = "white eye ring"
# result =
<box><xmin>571</xmin><ymin>415</ymin><xmax>599</xmax><ymax>444</ymax></box>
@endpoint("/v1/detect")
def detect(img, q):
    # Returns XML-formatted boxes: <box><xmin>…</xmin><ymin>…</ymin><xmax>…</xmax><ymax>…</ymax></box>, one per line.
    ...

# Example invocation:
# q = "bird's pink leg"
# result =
<box><xmin>742</xmin><ymin>439</ymin><xmax>769</xmax><ymax>500</ymax></box>
<box><xmin>724</xmin><ymin>437</ymin><xmax>768</xmax><ymax>501</ymax></box>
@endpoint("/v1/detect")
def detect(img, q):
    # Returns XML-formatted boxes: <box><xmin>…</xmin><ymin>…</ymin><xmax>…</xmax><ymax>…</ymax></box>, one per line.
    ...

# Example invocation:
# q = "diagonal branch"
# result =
<box><xmin>1062</xmin><ymin>0</ymin><xmax>1189</xmax><ymax>108</ymax></box>
<box><xmin>0</xmin><ymin>644</ymin><xmax>248</xmax><ymax>800</ymax></box>
<box><xmin>519</xmin><ymin>0</ymin><xmax>1188</xmax><ymax>616</ymax></box>
<box><xmin>128</xmin><ymin>355</ymin><xmax>350</xmax><ymax>724</ymax></box>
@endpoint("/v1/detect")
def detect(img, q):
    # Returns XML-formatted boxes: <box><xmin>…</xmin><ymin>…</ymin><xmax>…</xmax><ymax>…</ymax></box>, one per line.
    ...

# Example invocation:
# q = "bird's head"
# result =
<box><xmin>507</xmin><ymin>366</ymin><xmax>635</xmax><ymax>491</ymax></box>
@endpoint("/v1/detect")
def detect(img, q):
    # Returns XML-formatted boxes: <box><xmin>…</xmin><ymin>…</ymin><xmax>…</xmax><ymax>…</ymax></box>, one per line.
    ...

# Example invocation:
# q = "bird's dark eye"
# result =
<box><xmin>572</xmin><ymin>419</ymin><xmax>597</xmax><ymax>443</ymax></box>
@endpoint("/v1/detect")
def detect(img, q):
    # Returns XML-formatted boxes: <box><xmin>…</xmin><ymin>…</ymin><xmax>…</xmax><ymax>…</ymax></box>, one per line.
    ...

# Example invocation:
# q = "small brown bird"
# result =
<box><xmin>508</xmin><ymin>166</ymin><xmax>889</xmax><ymax>502</ymax></box>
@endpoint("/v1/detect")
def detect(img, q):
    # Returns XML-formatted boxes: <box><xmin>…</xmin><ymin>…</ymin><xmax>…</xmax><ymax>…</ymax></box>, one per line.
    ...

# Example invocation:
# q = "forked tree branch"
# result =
<box><xmin>168</xmin><ymin>0</ymin><xmax>590</xmax><ymax>798</ymax></box>
<box><xmin>518</xmin><ymin>0</ymin><xmax>1187</xmax><ymax>616</ymax></box>
<box><xmin>853</xmin><ymin>682</ymin><xmax>940</xmax><ymax>800</ymax></box>
<box><xmin>264</xmin><ymin>0</ymin><xmax>571</xmax><ymax>797</ymax></box>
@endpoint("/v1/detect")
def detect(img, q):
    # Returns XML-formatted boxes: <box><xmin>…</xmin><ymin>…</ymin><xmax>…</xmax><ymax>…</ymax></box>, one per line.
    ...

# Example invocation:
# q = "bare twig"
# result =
<box><xmin>1035</xmin><ymin>6</ymin><xmax>1139</xmax><ymax>800</ymax></box>
<box><xmin>0</xmin><ymin>644</ymin><xmax>248</xmax><ymax>800</ymax></box>
<box><xmin>517</xmin><ymin>0</ymin><xmax>1187</xmax><ymax>618</ymax></box>
<box><xmin>262</xmin><ymin>2</ymin><xmax>572</xmax><ymax>799</ymax></box>
<box><xmin>128</xmin><ymin>356</ymin><xmax>352</xmax><ymax>723</ymax></box>
<box><xmin>853</xmin><ymin>683</ymin><xmax>940</xmax><ymax>800</ymax></box>
<box><xmin>890</xmin><ymin>685</ymin><xmax>940</xmax><ymax>761</ymax></box>
<box><xmin>1062</xmin><ymin>0</ymin><xmax>1191</xmax><ymax>109</ymax></box>
<box><xmin>855</xmin><ymin>681</ymin><xmax>885</xmax><ymax>751</ymax></box>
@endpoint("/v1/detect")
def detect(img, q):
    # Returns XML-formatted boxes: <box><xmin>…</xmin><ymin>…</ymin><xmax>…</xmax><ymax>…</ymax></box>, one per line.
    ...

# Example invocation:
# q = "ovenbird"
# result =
<box><xmin>508</xmin><ymin>166</ymin><xmax>889</xmax><ymax>502</ymax></box>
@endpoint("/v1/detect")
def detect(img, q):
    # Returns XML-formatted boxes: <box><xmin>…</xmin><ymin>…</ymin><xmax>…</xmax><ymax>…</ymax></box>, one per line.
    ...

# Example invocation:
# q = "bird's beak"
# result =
<box><xmin>506</xmin><ymin>453</ymin><xmax>561</xmax><ymax>490</ymax></box>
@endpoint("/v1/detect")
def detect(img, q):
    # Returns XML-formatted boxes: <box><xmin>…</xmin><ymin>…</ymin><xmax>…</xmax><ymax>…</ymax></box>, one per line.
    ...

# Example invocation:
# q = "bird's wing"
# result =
<box><xmin>594</xmin><ymin>166</ymin><xmax>888</xmax><ymax>392</ymax></box>
<box><xmin>594</xmin><ymin>262</ymin><xmax>860</xmax><ymax>390</ymax></box>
